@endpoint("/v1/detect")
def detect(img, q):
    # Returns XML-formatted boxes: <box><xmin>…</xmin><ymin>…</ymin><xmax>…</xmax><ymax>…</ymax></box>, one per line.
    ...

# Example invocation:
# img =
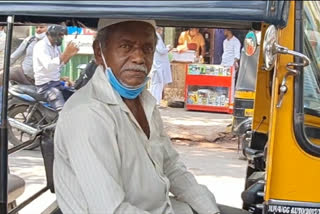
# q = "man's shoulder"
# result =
<box><xmin>179</xmin><ymin>31</ymin><xmax>187</xmax><ymax>39</ymax></box>
<box><xmin>232</xmin><ymin>36</ymin><xmax>241</xmax><ymax>43</ymax></box>
<box><xmin>33</xmin><ymin>38</ymin><xmax>45</xmax><ymax>49</ymax></box>
<box><xmin>197</xmin><ymin>33</ymin><xmax>205</xmax><ymax>39</ymax></box>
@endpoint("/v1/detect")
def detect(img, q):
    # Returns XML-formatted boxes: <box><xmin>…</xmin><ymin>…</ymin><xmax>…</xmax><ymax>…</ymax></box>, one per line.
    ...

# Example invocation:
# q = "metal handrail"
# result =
<box><xmin>8</xmin><ymin>186</ymin><xmax>49</xmax><ymax>214</ymax></box>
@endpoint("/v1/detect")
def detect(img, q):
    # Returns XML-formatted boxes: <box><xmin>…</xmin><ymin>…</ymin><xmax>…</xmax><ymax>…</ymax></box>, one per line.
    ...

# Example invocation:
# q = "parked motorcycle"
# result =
<box><xmin>7</xmin><ymin>60</ymin><xmax>97</xmax><ymax>150</ymax></box>
<box><xmin>7</xmin><ymin>82</ymin><xmax>73</xmax><ymax>149</ymax></box>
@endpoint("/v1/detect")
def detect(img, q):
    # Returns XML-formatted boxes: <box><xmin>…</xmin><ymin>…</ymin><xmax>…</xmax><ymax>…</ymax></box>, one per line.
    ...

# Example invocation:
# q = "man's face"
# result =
<box><xmin>36</xmin><ymin>25</ymin><xmax>47</xmax><ymax>34</ymax></box>
<box><xmin>189</xmin><ymin>28</ymin><xmax>199</xmax><ymax>37</ymax></box>
<box><xmin>224</xmin><ymin>29</ymin><xmax>231</xmax><ymax>37</ymax></box>
<box><xmin>98</xmin><ymin>22</ymin><xmax>156</xmax><ymax>87</ymax></box>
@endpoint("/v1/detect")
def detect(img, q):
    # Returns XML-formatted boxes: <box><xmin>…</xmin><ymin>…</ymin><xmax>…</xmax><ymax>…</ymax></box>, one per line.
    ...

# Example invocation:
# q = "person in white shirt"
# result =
<box><xmin>150</xmin><ymin>27</ymin><xmax>172</xmax><ymax>105</ymax></box>
<box><xmin>54</xmin><ymin>19</ymin><xmax>250</xmax><ymax>214</ymax></box>
<box><xmin>33</xmin><ymin>25</ymin><xmax>78</xmax><ymax>110</ymax></box>
<box><xmin>10</xmin><ymin>24</ymin><xmax>48</xmax><ymax>83</ymax></box>
<box><xmin>221</xmin><ymin>29</ymin><xmax>241</xmax><ymax>70</ymax></box>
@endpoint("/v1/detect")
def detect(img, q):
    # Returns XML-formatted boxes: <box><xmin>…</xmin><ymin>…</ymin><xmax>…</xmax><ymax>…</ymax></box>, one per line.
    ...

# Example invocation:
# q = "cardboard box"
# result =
<box><xmin>171</xmin><ymin>50</ymin><xmax>196</xmax><ymax>63</ymax></box>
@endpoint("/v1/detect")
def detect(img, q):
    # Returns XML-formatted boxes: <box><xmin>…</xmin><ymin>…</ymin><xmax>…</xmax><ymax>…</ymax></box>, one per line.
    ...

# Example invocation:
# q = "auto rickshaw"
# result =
<box><xmin>0</xmin><ymin>1</ymin><xmax>319</xmax><ymax>214</ymax></box>
<box><xmin>232</xmin><ymin>32</ymin><xmax>260</xmax><ymax>158</ymax></box>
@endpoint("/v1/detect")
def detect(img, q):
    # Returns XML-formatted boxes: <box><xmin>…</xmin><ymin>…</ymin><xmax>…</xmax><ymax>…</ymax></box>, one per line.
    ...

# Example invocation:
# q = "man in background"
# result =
<box><xmin>150</xmin><ymin>26</ymin><xmax>172</xmax><ymax>105</ymax></box>
<box><xmin>33</xmin><ymin>25</ymin><xmax>79</xmax><ymax>110</ymax></box>
<box><xmin>177</xmin><ymin>28</ymin><xmax>205</xmax><ymax>57</ymax></box>
<box><xmin>10</xmin><ymin>24</ymin><xmax>48</xmax><ymax>84</ymax></box>
<box><xmin>221</xmin><ymin>29</ymin><xmax>241</xmax><ymax>70</ymax></box>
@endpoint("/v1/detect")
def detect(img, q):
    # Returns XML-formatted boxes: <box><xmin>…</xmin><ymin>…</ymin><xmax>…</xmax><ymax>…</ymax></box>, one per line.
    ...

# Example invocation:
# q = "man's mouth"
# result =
<box><xmin>122</xmin><ymin>69</ymin><xmax>147</xmax><ymax>77</ymax></box>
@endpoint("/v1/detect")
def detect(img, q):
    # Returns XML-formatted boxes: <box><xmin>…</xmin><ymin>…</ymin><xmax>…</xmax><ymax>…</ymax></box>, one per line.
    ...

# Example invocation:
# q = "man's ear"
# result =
<box><xmin>93</xmin><ymin>40</ymin><xmax>103</xmax><ymax>66</ymax></box>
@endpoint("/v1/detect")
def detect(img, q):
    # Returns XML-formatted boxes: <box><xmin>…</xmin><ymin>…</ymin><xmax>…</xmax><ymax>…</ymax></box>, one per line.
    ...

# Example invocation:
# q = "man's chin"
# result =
<box><xmin>121</xmin><ymin>80</ymin><xmax>145</xmax><ymax>87</ymax></box>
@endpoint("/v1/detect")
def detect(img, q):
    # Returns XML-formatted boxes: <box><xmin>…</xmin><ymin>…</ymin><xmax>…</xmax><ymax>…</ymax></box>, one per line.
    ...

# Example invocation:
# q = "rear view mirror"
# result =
<box><xmin>262</xmin><ymin>25</ymin><xmax>311</xmax><ymax>108</ymax></box>
<box><xmin>262</xmin><ymin>25</ymin><xmax>278</xmax><ymax>71</ymax></box>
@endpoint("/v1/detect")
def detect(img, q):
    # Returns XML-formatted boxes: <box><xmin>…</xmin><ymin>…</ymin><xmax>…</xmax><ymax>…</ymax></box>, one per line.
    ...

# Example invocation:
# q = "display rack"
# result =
<box><xmin>185</xmin><ymin>64</ymin><xmax>234</xmax><ymax>114</ymax></box>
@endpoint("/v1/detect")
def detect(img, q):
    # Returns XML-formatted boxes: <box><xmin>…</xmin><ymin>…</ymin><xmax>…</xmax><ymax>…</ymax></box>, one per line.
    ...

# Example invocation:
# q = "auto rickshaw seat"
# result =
<box><xmin>8</xmin><ymin>174</ymin><xmax>25</xmax><ymax>203</ymax></box>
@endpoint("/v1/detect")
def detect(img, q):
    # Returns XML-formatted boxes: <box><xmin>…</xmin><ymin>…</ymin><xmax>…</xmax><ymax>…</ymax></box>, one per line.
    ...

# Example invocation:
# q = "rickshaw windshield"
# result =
<box><xmin>295</xmin><ymin>0</ymin><xmax>320</xmax><ymax>155</ymax></box>
<box><xmin>303</xmin><ymin>1</ymin><xmax>320</xmax><ymax>115</ymax></box>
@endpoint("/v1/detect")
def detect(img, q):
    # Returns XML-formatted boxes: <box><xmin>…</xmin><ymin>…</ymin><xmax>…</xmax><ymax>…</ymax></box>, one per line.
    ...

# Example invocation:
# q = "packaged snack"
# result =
<box><xmin>219</xmin><ymin>66</ymin><xmax>224</xmax><ymax>76</ymax></box>
<box><xmin>187</xmin><ymin>91</ymin><xmax>198</xmax><ymax>104</ymax></box>
<box><xmin>215</xmin><ymin>95</ymin><xmax>221</xmax><ymax>106</ymax></box>
<box><xmin>200</xmin><ymin>65</ymin><xmax>206</xmax><ymax>74</ymax></box>
<box><xmin>213</xmin><ymin>66</ymin><xmax>219</xmax><ymax>76</ymax></box>
<box><xmin>220</xmin><ymin>95</ymin><xmax>226</xmax><ymax>106</ymax></box>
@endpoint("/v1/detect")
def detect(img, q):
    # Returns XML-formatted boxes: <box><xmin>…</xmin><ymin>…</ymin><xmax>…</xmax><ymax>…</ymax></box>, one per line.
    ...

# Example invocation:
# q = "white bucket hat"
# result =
<box><xmin>97</xmin><ymin>19</ymin><xmax>156</xmax><ymax>31</ymax></box>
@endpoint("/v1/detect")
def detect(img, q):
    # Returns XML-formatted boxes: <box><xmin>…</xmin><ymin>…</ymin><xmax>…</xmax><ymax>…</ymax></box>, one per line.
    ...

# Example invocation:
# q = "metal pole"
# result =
<box><xmin>0</xmin><ymin>15</ymin><xmax>14</xmax><ymax>214</ymax></box>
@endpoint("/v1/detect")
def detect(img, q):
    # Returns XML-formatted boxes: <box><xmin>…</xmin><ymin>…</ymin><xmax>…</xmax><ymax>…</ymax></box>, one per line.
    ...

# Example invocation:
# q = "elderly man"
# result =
<box><xmin>54</xmin><ymin>19</ymin><xmax>249</xmax><ymax>214</ymax></box>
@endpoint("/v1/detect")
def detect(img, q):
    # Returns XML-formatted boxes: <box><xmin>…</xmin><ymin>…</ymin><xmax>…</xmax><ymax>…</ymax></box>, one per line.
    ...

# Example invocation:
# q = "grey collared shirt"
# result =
<box><xmin>54</xmin><ymin>65</ymin><xmax>220</xmax><ymax>214</ymax></box>
<box><xmin>11</xmin><ymin>36</ymin><xmax>38</xmax><ymax>78</ymax></box>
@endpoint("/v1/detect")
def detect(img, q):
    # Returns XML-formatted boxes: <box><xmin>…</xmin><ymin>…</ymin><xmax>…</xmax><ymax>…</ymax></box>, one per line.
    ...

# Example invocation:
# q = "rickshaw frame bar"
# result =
<box><xmin>0</xmin><ymin>15</ymin><xmax>14</xmax><ymax>213</ymax></box>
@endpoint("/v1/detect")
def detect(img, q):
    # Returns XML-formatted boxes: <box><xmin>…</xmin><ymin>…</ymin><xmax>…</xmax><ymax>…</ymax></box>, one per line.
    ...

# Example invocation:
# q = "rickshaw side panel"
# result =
<box><xmin>265</xmin><ymin>1</ymin><xmax>320</xmax><ymax>203</ymax></box>
<box><xmin>252</xmin><ymin>23</ymin><xmax>271</xmax><ymax>134</ymax></box>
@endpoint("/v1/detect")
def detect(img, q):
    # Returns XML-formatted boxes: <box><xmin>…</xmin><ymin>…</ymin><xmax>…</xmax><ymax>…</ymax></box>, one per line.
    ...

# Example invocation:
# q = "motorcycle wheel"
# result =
<box><xmin>8</xmin><ymin>104</ymin><xmax>45</xmax><ymax>150</ymax></box>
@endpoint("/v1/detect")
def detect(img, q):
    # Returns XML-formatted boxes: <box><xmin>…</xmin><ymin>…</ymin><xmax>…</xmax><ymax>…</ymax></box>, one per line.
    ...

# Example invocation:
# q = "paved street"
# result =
<box><xmin>8</xmin><ymin>107</ymin><xmax>247</xmax><ymax>213</ymax></box>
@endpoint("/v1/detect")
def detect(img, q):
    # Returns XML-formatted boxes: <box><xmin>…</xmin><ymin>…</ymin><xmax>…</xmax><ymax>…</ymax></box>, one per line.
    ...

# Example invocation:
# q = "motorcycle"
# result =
<box><xmin>7</xmin><ymin>60</ymin><xmax>97</xmax><ymax>150</ymax></box>
<box><xmin>7</xmin><ymin>82</ymin><xmax>74</xmax><ymax>149</ymax></box>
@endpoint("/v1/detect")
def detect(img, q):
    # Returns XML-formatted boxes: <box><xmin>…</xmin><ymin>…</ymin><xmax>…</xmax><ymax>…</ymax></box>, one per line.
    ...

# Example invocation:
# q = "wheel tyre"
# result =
<box><xmin>8</xmin><ymin>104</ymin><xmax>44</xmax><ymax>150</ymax></box>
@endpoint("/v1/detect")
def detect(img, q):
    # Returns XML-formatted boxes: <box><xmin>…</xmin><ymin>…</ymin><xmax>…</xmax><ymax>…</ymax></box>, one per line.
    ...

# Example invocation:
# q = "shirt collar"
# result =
<box><xmin>43</xmin><ymin>35</ymin><xmax>55</xmax><ymax>48</ymax></box>
<box><xmin>90</xmin><ymin>65</ymin><xmax>157</xmax><ymax>114</ymax></box>
<box><xmin>227</xmin><ymin>35</ymin><xmax>234</xmax><ymax>41</ymax></box>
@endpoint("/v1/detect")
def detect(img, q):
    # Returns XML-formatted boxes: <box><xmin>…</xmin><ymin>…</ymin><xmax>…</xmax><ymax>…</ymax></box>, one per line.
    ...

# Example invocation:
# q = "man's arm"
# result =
<box><xmin>10</xmin><ymin>37</ymin><xmax>29</xmax><ymax>65</ymax></box>
<box><xmin>177</xmin><ymin>32</ymin><xmax>188</xmax><ymax>53</ymax></box>
<box><xmin>54</xmin><ymin>106</ymin><xmax>150</xmax><ymax>214</ymax></box>
<box><xmin>154</xmin><ymin>110</ymin><xmax>220</xmax><ymax>214</ymax></box>
<box><xmin>234</xmin><ymin>39</ymin><xmax>241</xmax><ymax>62</ymax></box>
<box><xmin>156</xmin><ymin>38</ymin><xmax>169</xmax><ymax>55</ymax></box>
<box><xmin>199</xmin><ymin>34</ymin><xmax>206</xmax><ymax>57</ymax></box>
<box><xmin>233</xmin><ymin>39</ymin><xmax>241</xmax><ymax>70</ymax></box>
<box><xmin>33</xmin><ymin>42</ymin><xmax>78</xmax><ymax>73</ymax></box>
<box><xmin>60</xmin><ymin>42</ymin><xmax>79</xmax><ymax>65</ymax></box>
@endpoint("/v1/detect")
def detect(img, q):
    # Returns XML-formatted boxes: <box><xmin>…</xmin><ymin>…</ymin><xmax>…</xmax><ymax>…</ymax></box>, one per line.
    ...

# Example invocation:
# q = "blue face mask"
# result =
<box><xmin>100</xmin><ymin>43</ymin><xmax>149</xmax><ymax>99</ymax></box>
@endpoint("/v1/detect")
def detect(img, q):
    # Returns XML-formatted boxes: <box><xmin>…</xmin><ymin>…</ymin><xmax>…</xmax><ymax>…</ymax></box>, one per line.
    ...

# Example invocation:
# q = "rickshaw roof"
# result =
<box><xmin>0</xmin><ymin>1</ymin><xmax>289</xmax><ymax>29</ymax></box>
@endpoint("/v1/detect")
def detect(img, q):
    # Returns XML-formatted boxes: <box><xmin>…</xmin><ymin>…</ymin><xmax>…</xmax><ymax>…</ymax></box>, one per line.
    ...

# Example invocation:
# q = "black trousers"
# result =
<box><xmin>218</xmin><ymin>204</ymin><xmax>250</xmax><ymax>214</ymax></box>
<box><xmin>192</xmin><ymin>204</ymin><xmax>250</xmax><ymax>214</ymax></box>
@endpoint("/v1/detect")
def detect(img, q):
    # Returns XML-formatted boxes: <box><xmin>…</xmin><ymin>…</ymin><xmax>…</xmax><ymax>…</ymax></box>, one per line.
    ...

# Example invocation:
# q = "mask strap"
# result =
<box><xmin>99</xmin><ymin>42</ymin><xmax>108</xmax><ymax>69</ymax></box>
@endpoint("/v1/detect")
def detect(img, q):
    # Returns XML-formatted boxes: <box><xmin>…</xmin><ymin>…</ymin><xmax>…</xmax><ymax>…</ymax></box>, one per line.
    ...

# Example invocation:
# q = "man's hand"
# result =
<box><xmin>233</xmin><ymin>59</ymin><xmax>239</xmax><ymax>71</ymax></box>
<box><xmin>60</xmin><ymin>41</ymin><xmax>79</xmax><ymax>65</ymax></box>
<box><xmin>66</xmin><ymin>41</ymin><xmax>79</xmax><ymax>56</ymax></box>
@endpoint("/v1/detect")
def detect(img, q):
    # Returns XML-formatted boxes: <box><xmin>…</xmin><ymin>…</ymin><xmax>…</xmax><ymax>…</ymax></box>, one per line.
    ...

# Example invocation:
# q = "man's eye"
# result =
<box><xmin>144</xmin><ymin>47</ymin><xmax>154</xmax><ymax>53</ymax></box>
<box><xmin>120</xmin><ymin>44</ymin><xmax>131</xmax><ymax>49</ymax></box>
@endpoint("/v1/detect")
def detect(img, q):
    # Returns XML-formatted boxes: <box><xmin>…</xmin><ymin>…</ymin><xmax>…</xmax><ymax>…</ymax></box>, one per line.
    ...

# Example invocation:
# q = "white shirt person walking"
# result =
<box><xmin>150</xmin><ymin>27</ymin><xmax>172</xmax><ymax>105</ymax></box>
<box><xmin>221</xmin><ymin>29</ymin><xmax>241</xmax><ymax>68</ymax></box>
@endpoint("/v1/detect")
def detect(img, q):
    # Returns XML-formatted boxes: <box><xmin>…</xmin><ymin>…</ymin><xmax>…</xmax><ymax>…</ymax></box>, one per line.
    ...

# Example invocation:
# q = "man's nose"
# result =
<box><xmin>131</xmin><ymin>47</ymin><xmax>145</xmax><ymax>65</ymax></box>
